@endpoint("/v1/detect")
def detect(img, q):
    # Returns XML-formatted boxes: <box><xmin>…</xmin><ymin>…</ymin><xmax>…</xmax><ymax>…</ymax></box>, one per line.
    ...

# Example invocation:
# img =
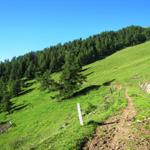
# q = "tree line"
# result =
<box><xmin>0</xmin><ymin>25</ymin><xmax>150</xmax><ymax>112</ymax></box>
<box><xmin>0</xmin><ymin>26</ymin><xmax>150</xmax><ymax>81</ymax></box>
<box><xmin>39</xmin><ymin>51</ymin><xmax>86</xmax><ymax>100</ymax></box>
<box><xmin>0</xmin><ymin>79</ymin><xmax>21</xmax><ymax>113</ymax></box>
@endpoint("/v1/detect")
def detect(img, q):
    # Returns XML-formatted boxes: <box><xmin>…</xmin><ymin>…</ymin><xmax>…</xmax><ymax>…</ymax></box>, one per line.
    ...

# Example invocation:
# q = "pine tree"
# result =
<box><xmin>59</xmin><ymin>51</ymin><xmax>86</xmax><ymax>99</ymax></box>
<box><xmin>39</xmin><ymin>71</ymin><xmax>58</xmax><ymax>91</ymax></box>
<box><xmin>1</xmin><ymin>94</ymin><xmax>12</xmax><ymax>113</ymax></box>
<box><xmin>0</xmin><ymin>78</ymin><xmax>12</xmax><ymax>113</ymax></box>
<box><xmin>25</xmin><ymin>63</ymin><xmax>35</xmax><ymax>79</ymax></box>
<box><xmin>9</xmin><ymin>80</ymin><xmax>21</xmax><ymax>97</ymax></box>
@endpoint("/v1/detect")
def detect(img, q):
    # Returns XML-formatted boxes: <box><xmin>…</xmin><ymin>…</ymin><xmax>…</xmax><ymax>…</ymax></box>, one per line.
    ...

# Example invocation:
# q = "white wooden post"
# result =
<box><xmin>77</xmin><ymin>103</ymin><xmax>84</xmax><ymax>126</ymax></box>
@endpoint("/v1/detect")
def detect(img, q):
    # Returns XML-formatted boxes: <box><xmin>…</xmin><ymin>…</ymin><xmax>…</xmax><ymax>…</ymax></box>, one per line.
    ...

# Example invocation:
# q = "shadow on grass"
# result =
<box><xmin>81</xmin><ymin>67</ymin><xmax>91</xmax><ymax>72</ymax></box>
<box><xmin>87</xmin><ymin>119</ymin><xmax>119</xmax><ymax>127</ymax></box>
<box><xmin>18</xmin><ymin>88</ymin><xmax>34</xmax><ymax>96</ymax></box>
<box><xmin>72</xmin><ymin>79</ymin><xmax>115</xmax><ymax>98</ymax></box>
<box><xmin>54</xmin><ymin>79</ymin><xmax>115</xmax><ymax>101</ymax></box>
<box><xmin>72</xmin><ymin>85</ymin><xmax>100</xmax><ymax>98</ymax></box>
<box><xmin>102</xmin><ymin>79</ymin><xmax>115</xmax><ymax>86</ymax></box>
<box><xmin>85</xmin><ymin>72</ymin><xmax>94</xmax><ymax>77</ymax></box>
<box><xmin>12</xmin><ymin>103</ymin><xmax>29</xmax><ymax>112</ymax></box>
<box><xmin>23</xmin><ymin>80</ymin><xmax>36</xmax><ymax>88</ymax></box>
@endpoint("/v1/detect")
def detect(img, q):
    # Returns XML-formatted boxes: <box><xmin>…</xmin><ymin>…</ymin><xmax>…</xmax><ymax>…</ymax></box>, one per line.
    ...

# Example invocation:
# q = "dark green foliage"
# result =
<box><xmin>39</xmin><ymin>71</ymin><xmax>58</xmax><ymax>91</ymax></box>
<box><xmin>25</xmin><ymin>62</ymin><xmax>36</xmax><ymax>79</ymax></box>
<box><xmin>0</xmin><ymin>79</ymin><xmax>6</xmax><ymax>100</ymax></box>
<box><xmin>0</xmin><ymin>27</ymin><xmax>147</xmax><ymax>81</ymax></box>
<box><xmin>0</xmin><ymin>25</ymin><xmax>150</xmax><ymax>108</ymax></box>
<box><xmin>0</xmin><ymin>78</ymin><xmax>21</xmax><ymax>113</ymax></box>
<box><xmin>1</xmin><ymin>95</ymin><xmax>12</xmax><ymax>113</ymax></box>
<box><xmin>144</xmin><ymin>28</ymin><xmax>150</xmax><ymax>40</ymax></box>
<box><xmin>8</xmin><ymin>80</ymin><xmax>21</xmax><ymax>97</ymax></box>
<box><xmin>59</xmin><ymin>51</ymin><xmax>86</xmax><ymax>99</ymax></box>
<box><xmin>0</xmin><ymin>78</ymin><xmax>12</xmax><ymax>113</ymax></box>
<box><xmin>0</xmin><ymin>26</ymin><xmax>149</xmax><ymax>82</ymax></box>
<box><xmin>9</xmin><ymin>58</ymin><xmax>21</xmax><ymax>80</ymax></box>
<box><xmin>39</xmin><ymin>51</ymin><xmax>86</xmax><ymax>99</ymax></box>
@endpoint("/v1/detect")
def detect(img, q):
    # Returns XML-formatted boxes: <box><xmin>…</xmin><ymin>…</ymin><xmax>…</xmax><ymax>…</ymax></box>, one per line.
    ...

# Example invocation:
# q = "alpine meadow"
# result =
<box><xmin>0</xmin><ymin>25</ymin><xmax>150</xmax><ymax>149</ymax></box>
<box><xmin>0</xmin><ymin>1</ymin><xmax>150</xmax><ymax>149</ymax></box>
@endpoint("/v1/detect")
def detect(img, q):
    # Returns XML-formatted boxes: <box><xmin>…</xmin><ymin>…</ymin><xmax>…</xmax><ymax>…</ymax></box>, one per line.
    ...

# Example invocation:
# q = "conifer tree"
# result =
<box><xmin>39</xmin><ymin>71</ymin><xmax>58</xmax><ymax>91</ymax></box>
<box><xmin>59</xmin><ymin>51</ymin><xmax>86</xmax><ymax>99</ymax></box>
<box><xmin>1</xmin><ymin>94</ymin><xmax>12</xmax><ymax>113</ymax></box>
<box><xmin>0</xmin><ymin>78</ymin><xmax>12</xmax><ymax>113</ymax></box>
<box><xmin>9</xmin><ymin>80</ymin><xmax>21</xmax><ymax>97</ymax></box>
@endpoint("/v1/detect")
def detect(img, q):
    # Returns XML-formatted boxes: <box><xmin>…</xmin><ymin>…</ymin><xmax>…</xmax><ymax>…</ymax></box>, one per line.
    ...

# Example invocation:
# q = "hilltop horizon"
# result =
<box><xmin>0</xmin><ymin>0</ymin><xmax>150</xmax><ymax>61</ymax></box>
<box><xmin>1</xmin><ymin>25</ymin><xmax>149</xmax><ymax>62</ymax></box>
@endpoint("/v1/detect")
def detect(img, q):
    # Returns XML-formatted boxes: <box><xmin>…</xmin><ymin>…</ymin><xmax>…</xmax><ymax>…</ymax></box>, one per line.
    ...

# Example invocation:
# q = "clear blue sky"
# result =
<box><xmin>0</xmin><ymin>0</ymin><xmax>150</xmax><ymax>61</ymax></box>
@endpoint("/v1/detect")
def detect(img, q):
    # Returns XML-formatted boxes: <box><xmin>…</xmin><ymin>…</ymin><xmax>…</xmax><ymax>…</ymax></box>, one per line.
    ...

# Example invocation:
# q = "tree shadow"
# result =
<box><xmin>102</xmin><ymin>79</ymin><xmax>115</xmax><ymax>86</ymax></box>
<box><xmin>81</xmin><ymin>67</ymin><xmax>91</xmax><ymax>72</ymax></box>
<box><xmin>72</xmin><ymin>85</ymin><xmax>100</xmax><ymax>98</ymax></box>
<box><xmin>56</xmin><ymin>79</ymin><xmax>115</xmax><ymax>100</ymax></box>
<box><xmin>23</xmin><ymin>80</ymin><xmax>36</xmax><ymax>88</ymax></box>
<box><xmin>12</xmin><ymin>103</ymin><xmax>29</xmax><ymax>112</ymax></box>
<box><xmin>18</xmin><ymin>88</ymin><xmax>34</xmax><ymax>96</ymax></box>
<box><xmin>87</xmin><ymin>119</ymin><xmax>119</xmax><ymax>127</ymax></box>
<box><xmin>84</xmin><ymin>72</ymin><xmax>94</xmax><ymax>77</ymax></box>
<box><xmin>87</xmin><ymin>120</ymin><xmax>104</xmax><ymax>126</ymax></box>
<box><xmin>21</xmin><ymin>78</ymin><xmax>29</xmax><ymax>83</ymax></box>
<box><xmin>71</xmin><ymin>79</ymin><xmax>115</xmax><ymax>98</ymax></box>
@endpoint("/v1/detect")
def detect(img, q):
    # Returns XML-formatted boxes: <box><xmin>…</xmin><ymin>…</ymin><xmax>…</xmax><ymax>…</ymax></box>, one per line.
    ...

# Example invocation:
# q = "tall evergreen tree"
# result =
<box><xmin>0</xmin><ymin>78</ymin><xmax>12</xmax><ymax>113</ymax></box>
<box><xmin>59</xmin><ymin>51</ymin><xmax>86</xmax><ymax>99</ymax></box>
<box><xmin>25</xmin><ymin>63</ymin><xmax>36</xmax><ymax>79</ymax></box>
<box><xmin>39</xmin><ymin>71</ymin><xmax>58</xmax><ymax>91</ymax></box>
<box><xmin>9</xmin><ymin>80</ymin><xmax>21</xmax><ymax>97</ymax></box>
<box><xmin>1</xmin><ymin>94</ymin><xmax>12</xmax><ymax>113</ymax></box>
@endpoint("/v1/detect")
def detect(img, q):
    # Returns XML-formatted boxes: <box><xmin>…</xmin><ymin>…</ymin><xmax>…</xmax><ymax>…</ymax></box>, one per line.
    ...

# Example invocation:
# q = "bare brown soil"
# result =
<box><xmin>0</xmin><ymin>121</ymin><xmax>12</xmax><ymax>134</ymax></box>
<box><xmin>83</xmin><ymin>90</ymin><xmax>150</xmax><ymax>150</ymax></box>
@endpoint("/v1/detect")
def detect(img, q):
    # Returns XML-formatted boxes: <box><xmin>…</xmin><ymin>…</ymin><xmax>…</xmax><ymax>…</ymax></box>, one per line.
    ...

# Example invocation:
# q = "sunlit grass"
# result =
<box><xmin>0</xmin><ymin>41</ymin><xmax>150</xmax><ymax>149</ymax></box>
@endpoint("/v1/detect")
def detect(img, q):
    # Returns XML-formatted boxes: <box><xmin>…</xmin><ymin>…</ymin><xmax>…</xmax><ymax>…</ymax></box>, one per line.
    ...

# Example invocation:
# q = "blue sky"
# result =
<box><xmin>0</xmin><ymin>0</ymin><xmax>150</xmax><ymax>61</ymax></box>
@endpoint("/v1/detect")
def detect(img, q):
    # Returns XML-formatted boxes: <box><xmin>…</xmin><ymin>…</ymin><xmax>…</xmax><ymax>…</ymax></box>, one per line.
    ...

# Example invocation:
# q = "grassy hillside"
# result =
<box><xmin>0</xmin><ymin>41</ymin><xmax>150</xmax><ymax>150</ymax></box>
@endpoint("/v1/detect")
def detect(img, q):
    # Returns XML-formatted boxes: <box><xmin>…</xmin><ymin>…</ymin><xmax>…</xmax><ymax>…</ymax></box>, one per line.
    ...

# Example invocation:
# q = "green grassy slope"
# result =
<box><xmin>0</xmin><ymin>41</ymin><xmax>150</xmax><ymax>150</ymax></box>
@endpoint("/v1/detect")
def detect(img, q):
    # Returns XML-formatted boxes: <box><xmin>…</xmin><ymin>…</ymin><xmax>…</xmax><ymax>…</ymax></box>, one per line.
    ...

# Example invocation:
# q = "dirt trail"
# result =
<box><xmin>83</xmin><ymin>90</ymin><xmax>150</xmax><ymax>150</ymax></box>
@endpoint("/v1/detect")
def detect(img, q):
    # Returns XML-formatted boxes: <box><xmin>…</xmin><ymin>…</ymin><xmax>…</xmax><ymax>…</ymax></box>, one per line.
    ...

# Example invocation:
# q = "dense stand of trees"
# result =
<box><xmin>39</xmin><ymin>51</ymin><xmax>86</xmax><ymax>99</ymax></box>
<box><xmin>59</xmin><ymin>51</ymin><xmax>86</xmax><ymax>99</ymax></box>
<box><xmin>0</xmin><ymin>26</ymin><xmax>150</xmax><ymax>81</ymax></box>
<box><xmin>0</xmin><ymin>25</ymin><xmax>150</xmax><ymax>110</ymax></box>
<box><xmin>38</xmin><ymin>71</ymin><xmax>58</xmax><ymax>91</ymax></box>
<box><xmin>0</xmin><ymin>79</ymin><xmax>21</xmax><ymax>113</ymax></box>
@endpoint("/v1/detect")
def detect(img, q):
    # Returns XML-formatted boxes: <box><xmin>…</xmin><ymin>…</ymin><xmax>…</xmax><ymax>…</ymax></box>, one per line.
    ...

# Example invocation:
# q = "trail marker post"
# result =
<box><xmin>77</xmin><ymin>103</ymin><xmax>84</xmax><ymax>126</ymax></box>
